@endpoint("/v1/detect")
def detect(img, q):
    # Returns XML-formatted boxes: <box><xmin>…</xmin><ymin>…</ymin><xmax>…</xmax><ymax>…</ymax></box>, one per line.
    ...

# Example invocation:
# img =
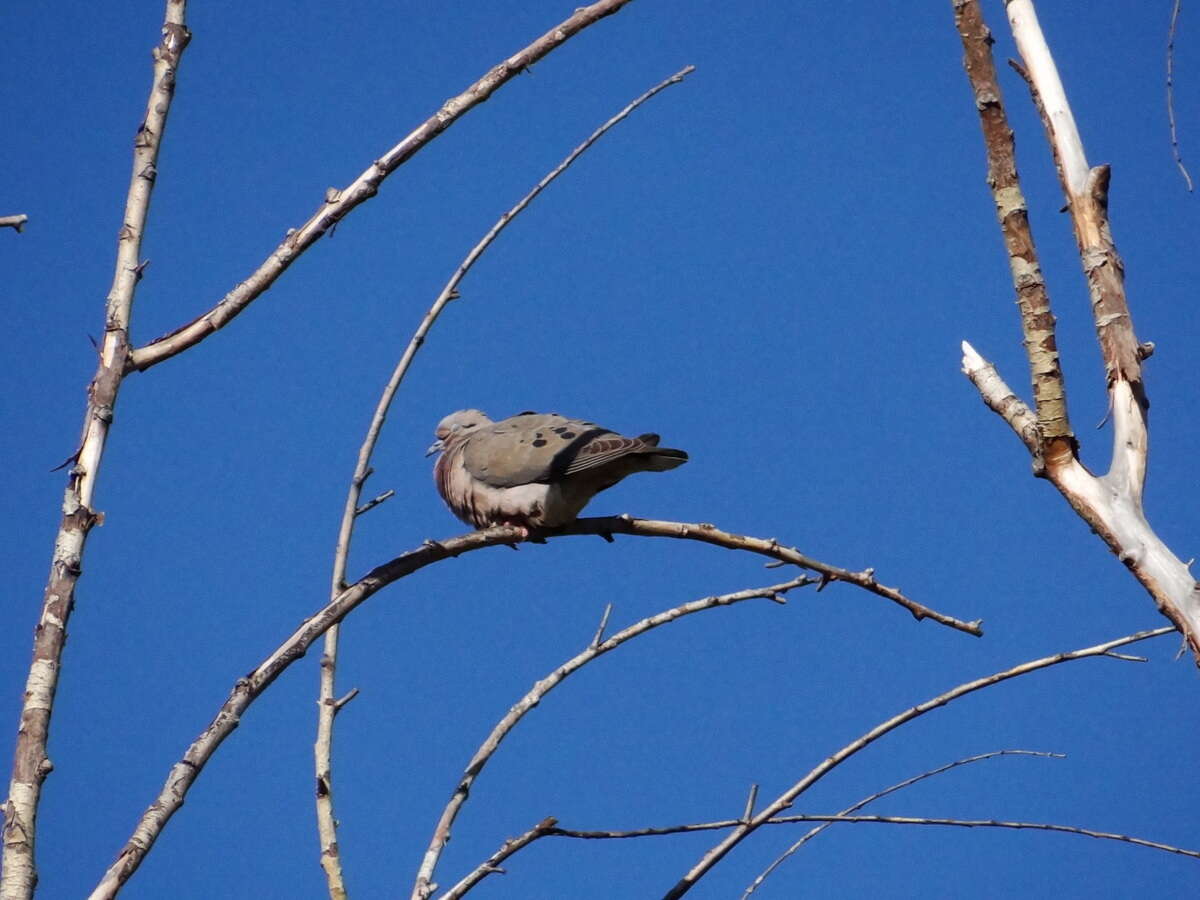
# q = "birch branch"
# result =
<box><xmin>414</xmin><ymin>576</ymin><xmax>810</xmax><ymax>900</ymax></box>
<box><xmin>126</xmin><ymin>0</ymin><xmax>637</xmax><ymax>372</ymax></box>
<box><xmin>315</xmin><ymin>65</ymin><xmax>695</xmax><ymax>900</ymax></box>
<box><xmin>955</xmin><ymin>0</ymin><xmax>1200</xmax><ymax>659</ymax></box>
<box><xmin>90</xmin><ymin>515</ymin><xmax>973</xmax><ymax>899</ymax></box>
<box><xmin>663</xmin><ymin>627</ymin><xmax>1172</xmax><ymax>897</ymax></box>
<box><xmin>1</xmin><ymin>7</ymin><xmax>190</xmax><ymax>900</ymax></box>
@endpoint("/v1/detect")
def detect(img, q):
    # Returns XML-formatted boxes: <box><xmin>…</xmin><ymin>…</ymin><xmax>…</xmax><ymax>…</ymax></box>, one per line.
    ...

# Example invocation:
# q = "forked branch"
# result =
<box><xmin>661</xmin><ymin>626</ymin><xmax>1171</xmax><ymax>897</ymax></box>
<box><xmin>127</xmin><ymin>0</ymin><xmax>638</xmax><ymax>372</ymax></box>
<box><xmin>954</xmin><ymin>0</ymin><xmax>1200</xmax><ymax>659</ymax></box>
<box><xmin>439</xmin><ymin>629</ymin><xmax>1172</xmax><ymax>898</ymax></box>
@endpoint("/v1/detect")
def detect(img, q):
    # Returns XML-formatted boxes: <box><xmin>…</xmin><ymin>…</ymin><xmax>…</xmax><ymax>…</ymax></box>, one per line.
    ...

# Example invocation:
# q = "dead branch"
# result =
<box><xmin>742</xmin><ymin>750</ymin><xmax>1064</xmax><ymax>897</ymax></box>
<box><xmin>1</xmin><ymin>6</ymin><xmax>190</xmax><ymax>900</ymax></box>
<box><xmin>413</xmin><ymin>575</ymin><xmax>813</xmax><ymax>900</ymax></box>
<box><xmin>0</xmin><ymin>215</ymin><xmax>28</xmax><ymax>232</ymax></box>
<box><xmin>315</xmin><ymin>65</ymin><xmax>696</xmax><ymax>900</ymax></box>
<box><xmin>126</xmin><ymin>0</ymin><xmax>638</xmax><ymax>372</ymax></box>
<box><xmin>955</xmin><ymin>0</ymin><xmax>1200</xmax><ymax>659</ymax></box>
<box><xmin>955</xmin><ymin>0</ymin><xmax>1072</xmax><ymax>458</ymax></box>
<box><xmin>89</xmin><ymin>515</ymin><xmax>971</xmax><ymax>899</ymax></box>
<box><xmin>1167</xmin><ymin>0</ymin><xmax>1194</xmax><ymax>190</ymax></box>
<box><xmin>662</xmin><ymin>626</ymin><xmax>1171</xmax><ymax>897</ymax></box>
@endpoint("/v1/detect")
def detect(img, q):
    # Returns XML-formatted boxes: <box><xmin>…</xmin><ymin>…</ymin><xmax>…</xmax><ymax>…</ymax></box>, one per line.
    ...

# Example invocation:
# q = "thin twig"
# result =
<box><xmin>589</xmin><ymin>603</ymin><xmax>614</xmax><ymax>649</ymax></box>
<box><xmin>126</xmin><ymin>0</ymin><xmax>640</xmax><ymax>372</ymax></box>
<box><xmin>0</xmin><ymin>214</ymin><xmax>28</xmax><ymax>232</ymax></box>
<box><xmin>94</xmin><ymin>515</ymin><xmax>910</xmax><ymax>899</ymax></box>
<box><xmin>415</xmin><ymin>575</ymin><xmax>813</xmax><ymax>900</ymax></box>
<box><xmin>1167</xmin><ymin>0</ymin><xmax>1194</xmax><ymax>190</ymax></box>
<box><xmin>662</xmin><ymin>627</ymin><xmax>1173</xmax><ymax>898</ymax></box>
<box><xmin>545</xmin><ymin>814</ymin><xmax>1200</xmax><ymax>858</ymax></box>
<box><xmin>314</xmin><ymin>65</ymin><xmax>696</xmax><ymax>900</ymax></box>
<box><xmin>2</xmin><ymin>6</ymin><xmax>190</xmax><ymax>900</ymax></box>
<box><xmin>959</xmin><ymin>0</ymin><xmax>1200</xmax><ymax>658</ymax></box>
<box><xmin>354</xmin><ymin>489</ymin><xmax>394</xmax><ymax>516</ymax></box>
<box><xmin>743</xmin><ymin>750</ymin><xmax>1064</xmax><ymax>897</ymax></box>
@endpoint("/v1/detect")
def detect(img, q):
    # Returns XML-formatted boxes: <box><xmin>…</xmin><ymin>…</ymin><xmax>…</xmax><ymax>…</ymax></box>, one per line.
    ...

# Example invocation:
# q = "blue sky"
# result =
<box><xmin>3</xmin><ymin>1</ymin><xmax>1200</xmax><ymax>897</ymax></box>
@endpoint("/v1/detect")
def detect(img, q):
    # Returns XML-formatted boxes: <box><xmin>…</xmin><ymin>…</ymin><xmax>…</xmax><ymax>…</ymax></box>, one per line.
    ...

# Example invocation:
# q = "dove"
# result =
<box><xmin>427</xmin><ymin>410</ymin><xmax>688</xmax><ymax>529</ymax></box>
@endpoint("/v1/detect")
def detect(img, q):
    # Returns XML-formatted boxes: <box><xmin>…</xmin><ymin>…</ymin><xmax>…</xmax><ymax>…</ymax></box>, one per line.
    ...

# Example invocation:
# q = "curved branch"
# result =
<box><xmin>90</xmin><ymin>515</ymin><xmax>970</xmax><ymax>898</ymax></box>
<box><xmin>414</xmin><ymin>575</ymin><xmax>812</xmax><ymax>900</ymax></box>
<box><xmin>742</xmin><ymin>749</ymin><xmax>1064</xmax><ymax>897</ymax></box>
<box><xmin>2</xmin><ymin>6</ymin><xmax>190</xmax><ymax>900</ymax></box>
<box><xmin>315</xmin><ymin>65</ymin><xmax>696</xmax><ymax>898</ymax></box>
<box><xmin>445</xmin><ymin>765</ymin><xmax>1196</xmax><ymax>900</ymax></box>
<box><xmin>663</xmin><ymin>626</ymin><xmax>1172</xmax><ymax>898</ymax></box>
<box><xmin>127</xmin><ymin>0</ymin><xmax>637</xmax><ymax>372</ymax></box>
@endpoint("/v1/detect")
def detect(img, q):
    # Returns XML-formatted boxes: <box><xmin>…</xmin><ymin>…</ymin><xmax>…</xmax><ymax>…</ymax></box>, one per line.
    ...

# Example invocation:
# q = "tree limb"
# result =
<box><xmin>1</xmin><ymin>7</ymin><xmax>190</xmax><ymax>900</ymax></box>
<box><xmin>89</xmin><ymin>515</ymin><xmax>972</xmax><ymax>899</ymax></box>
<box><xmin>662</xmin><ymin>626</ymin><xmax>1172</xmax><ymax>897</ymax></box>
<box><xmin>955</xmin><ymin>0</ymin><xmax>1200</xmax><ymax>660</ymax></box>
<box><xmin>0</xmin><ymin>215</ymin><xmax>28</xmax><ymax>232</ymax></box>
<box><xmin>413</xmin><ymin>575</ymin><xmax>813</xmax><ymax>900</ymax></box>
<box><xmin>126</xmin><ymin>0</ymin><xmax>638</xmax><ymax>372</ymax></box>
<box><xmin>955</xmin><ymin>0</ymin><xmax>1072</xmax><ymax>456</ymax></box>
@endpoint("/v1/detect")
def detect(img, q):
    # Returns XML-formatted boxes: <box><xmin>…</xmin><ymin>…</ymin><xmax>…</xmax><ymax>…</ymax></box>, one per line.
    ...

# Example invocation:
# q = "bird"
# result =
<box><xmin>427</xmin><ymin>409</ymin><xmax>688</xmax><ymax>530</ymax></box>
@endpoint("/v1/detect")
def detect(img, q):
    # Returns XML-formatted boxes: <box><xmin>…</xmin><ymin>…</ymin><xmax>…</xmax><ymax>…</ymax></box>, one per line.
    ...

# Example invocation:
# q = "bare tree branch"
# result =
<box><xmin>126</xmin><ymin>0</ymin><xmax>639</xmax><ymax>372</ymax></box>
<box><xmin>90</xmin><ymin>515</ymin><xmax>969</xmax><ymax>899</ymax></box>
<box><xmin>315</xmin><ymin>65</ymin><xmax>696</xmax><ymax>900</ymax></box>
<box><xmin>662</xmin><ymin>627</ymin><xmax>1172</xmax><ymax>897</ymax></box>
<box><xmin>743</xmin><ymin>750</ymin><xmax>1064</xmax><ymax>897</ymax></box>
<box><xmin>1167</xmin><ymin>0</ymin><xmax>1194</xmax><ymax>191</ymax></box>
<box><xmin>442</xmin><ymin>735</ymin><xmax>1190</xmax><ymax>899</ymax></box>
<box><xmin>1</xmin><ymin>6</ymin><xmax>190</xmax><ymax>899</ymax></box>
<box><xmin>413</xmin><ymin>575</ymin><xmax>814</xmax><ymax>900</ymax></box>
<box><xmin>955</xmin><ymin>0</ymin><xmax>1200</xmax><ymax>659</ymax></box>
<box><xmin>955</xmin><ymin>0</ymin><xmax>1072</xmax><ymax>458</ymax></box>
<box><xmin>0</xmin><ymin>215</ymin><xmax>28</xmax><ymax>233</ymax></box>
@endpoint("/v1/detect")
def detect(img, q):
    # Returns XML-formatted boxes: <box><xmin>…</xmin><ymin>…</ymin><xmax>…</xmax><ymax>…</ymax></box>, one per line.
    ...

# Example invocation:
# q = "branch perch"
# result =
<box><xmin>91</xmin><ymin>515</ymin><xmax>972</xmax><ymax>899</ymax></box>
<box><xmin>314</xmin><ymin>64</ymin><xmax>695</xmax><ymax>900</ymax></box>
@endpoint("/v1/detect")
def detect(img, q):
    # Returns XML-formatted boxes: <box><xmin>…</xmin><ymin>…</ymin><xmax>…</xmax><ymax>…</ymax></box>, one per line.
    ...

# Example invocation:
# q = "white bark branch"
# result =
<box><xmin>1</xmin><ymin>7</ymin><xmax>190</xmax><ymax>900</ymax></box>
<box><xmin>957</xmin><ymin>0</ymin><xmax>1200</xmax><ymax>659</ymax></box>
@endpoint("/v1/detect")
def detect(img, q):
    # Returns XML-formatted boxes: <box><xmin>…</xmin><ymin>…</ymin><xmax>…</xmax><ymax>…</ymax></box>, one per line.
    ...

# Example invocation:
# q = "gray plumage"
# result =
<box><xmin>428</xmin><ymin>409</ymin><xmax>688</xmax><ymax>528</ymax></box>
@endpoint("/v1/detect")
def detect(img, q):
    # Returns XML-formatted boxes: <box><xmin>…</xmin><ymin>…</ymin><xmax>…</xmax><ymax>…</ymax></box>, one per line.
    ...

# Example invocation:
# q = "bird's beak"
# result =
<box><xmin>425</xmin><ymin>439</ymin><xmax>444</xmax><ymax>457</ymax></box>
